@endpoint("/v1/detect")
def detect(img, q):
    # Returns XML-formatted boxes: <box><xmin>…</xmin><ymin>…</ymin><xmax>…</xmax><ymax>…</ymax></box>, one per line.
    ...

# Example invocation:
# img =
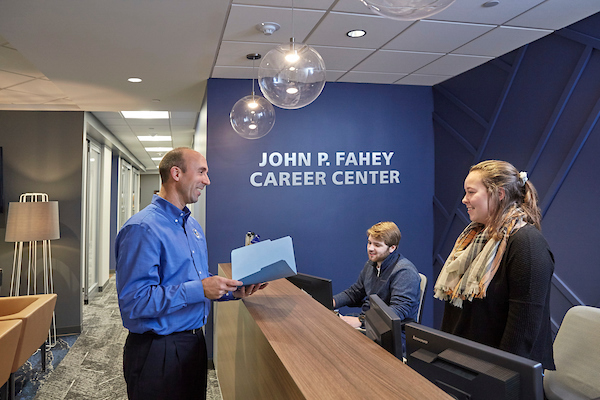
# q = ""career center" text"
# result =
<box><xmin>250</xmin><ymin>170</ymin><xmax>401</xmax><ymax>187</ymax></box>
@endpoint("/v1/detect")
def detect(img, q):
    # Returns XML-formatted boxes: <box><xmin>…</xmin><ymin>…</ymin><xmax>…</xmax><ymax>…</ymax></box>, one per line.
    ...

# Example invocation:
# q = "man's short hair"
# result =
<box><xmin>367</xmin><ymin>221</ymin><xmax>401</xmax><ymax>248</ymax></box>
<box><xmin>159</xmin><ymin>147</ymin><xmax>189</xmax><ymax>184</ymax></box>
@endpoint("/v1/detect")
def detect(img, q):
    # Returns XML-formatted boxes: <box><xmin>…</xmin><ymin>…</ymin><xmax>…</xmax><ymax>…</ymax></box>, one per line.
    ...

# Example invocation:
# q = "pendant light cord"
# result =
<box><xmin>252</xmin><ymin>57</ymin><xmax>256</xmax><ymax>100</ymax></box>
<box><xmin>291</xmin><ymin>0</ymin><xmax>295</xmax><ymax>51</ymax></box>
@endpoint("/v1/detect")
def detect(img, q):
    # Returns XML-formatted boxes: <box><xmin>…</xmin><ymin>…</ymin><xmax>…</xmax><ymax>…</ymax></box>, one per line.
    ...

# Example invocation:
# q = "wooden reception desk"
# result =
<box><xmin>215</xmin><ymin>264</ymin><xmax>451</xmax><ymax>400</ymax></box>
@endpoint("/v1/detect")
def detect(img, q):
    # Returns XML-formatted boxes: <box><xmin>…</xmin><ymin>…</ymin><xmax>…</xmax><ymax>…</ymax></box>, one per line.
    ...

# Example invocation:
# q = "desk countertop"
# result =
<box><xmin>218</xmin><ymin>263</ymin><xmax>451</xmax><ymax>399</ymax></box>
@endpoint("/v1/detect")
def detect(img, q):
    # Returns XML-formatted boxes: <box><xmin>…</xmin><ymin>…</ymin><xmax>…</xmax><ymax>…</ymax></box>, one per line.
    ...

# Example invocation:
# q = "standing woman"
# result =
<box><xmin>434</xmin><ymin>160</ymin><xmax>555</xmax><ymax>370</ymax></box>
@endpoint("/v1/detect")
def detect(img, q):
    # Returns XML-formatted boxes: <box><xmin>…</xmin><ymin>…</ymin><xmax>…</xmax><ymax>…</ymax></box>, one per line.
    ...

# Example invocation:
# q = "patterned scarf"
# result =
<box><xmin>434</xmin><ymin>207</ymin><xmax>527</xmax><ymax>308</ymax></box>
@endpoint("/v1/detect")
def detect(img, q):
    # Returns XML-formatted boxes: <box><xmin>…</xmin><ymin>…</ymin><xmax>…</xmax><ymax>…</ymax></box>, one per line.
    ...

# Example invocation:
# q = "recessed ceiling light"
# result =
<box><xmin>145</xmin><ymin>147</ymin><xmax>173</xmax><ymax>152</ymax></box>
<box><xmin>127</xmin><ymin>77</ymin><xmax>142</xmax><ymax>83</ymax></box>
<box><xmin>347</xmin><ymin>29</ymin><xmax>366</xmax><ymax>38</ymax></box>
<box><xmin>138</xmin><ymin>136</ymin><xmax>172</xmax><ymax>141</ymax></box>
<box><xmin>121</xmin><ymin>111</ymin><xmax>169</xmax><ymax>119</ymax></box>
<box><xmin>151</xmin><ymin>157</ymin><xmax>164</xmax><ymax>161</ymax></box>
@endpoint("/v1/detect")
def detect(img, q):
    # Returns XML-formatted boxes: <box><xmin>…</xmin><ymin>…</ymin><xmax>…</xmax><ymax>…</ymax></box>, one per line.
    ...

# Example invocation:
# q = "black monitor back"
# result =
<box><xmin>286</xmin><ymin>273</ymin><xmax>333</xmax><ymax>310</ymax></box>
<box><xmin>405</xmin><ymin>323</ymin><xmax>543</xmax><ymax>400</ymax></box>
<box><xmin>364</xmin><ymin>294</ymin><xmax>403</xmax><ymax>359</ymax></box>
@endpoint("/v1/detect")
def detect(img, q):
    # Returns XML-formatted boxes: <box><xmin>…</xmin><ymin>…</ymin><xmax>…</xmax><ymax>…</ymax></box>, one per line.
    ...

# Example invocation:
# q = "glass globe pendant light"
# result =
<box><xmin>359</xmin><ymin>0</ymin><xmax>456</xmax><ymax>21</ymax></box>
<box><xmin>258</xmin><ymin>1</ymin><xmax>326</xmax><ymax>109</ymax></box>
<box><xmin>230</xmin><ymin>54</ymin><xmax>276</xmax><ymax>140</ymax></box>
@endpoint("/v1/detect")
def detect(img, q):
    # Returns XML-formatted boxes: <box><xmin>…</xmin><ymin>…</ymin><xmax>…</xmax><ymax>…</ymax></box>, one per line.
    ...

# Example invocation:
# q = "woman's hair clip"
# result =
<box><xmin>519</xmin><ymin>171</ymin><xmax>528</xmax><ymax>185</ymax></box>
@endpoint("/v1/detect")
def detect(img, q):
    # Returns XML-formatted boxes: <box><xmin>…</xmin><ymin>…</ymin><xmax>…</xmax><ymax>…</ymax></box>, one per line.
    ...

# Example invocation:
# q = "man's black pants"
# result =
<box><xmin>123</xmin><ymin>329</ymin><xmax>207</xmax><ymax>400</ymax></box>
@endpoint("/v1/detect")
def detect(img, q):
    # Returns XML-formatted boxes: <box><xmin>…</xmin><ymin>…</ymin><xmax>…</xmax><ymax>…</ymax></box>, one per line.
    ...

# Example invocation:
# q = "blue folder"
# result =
<box><xmin>231</xmin><ymin>236</ymin><xmax>297</xmax><ymax>285</ymax></box>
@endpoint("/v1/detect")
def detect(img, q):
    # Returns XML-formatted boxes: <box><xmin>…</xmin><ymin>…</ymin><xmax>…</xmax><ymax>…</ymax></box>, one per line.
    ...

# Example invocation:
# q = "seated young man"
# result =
<box><xmin>333</xmin><ymin>221</ymin><xmax>421</xmax><ymax>329</ymax></box>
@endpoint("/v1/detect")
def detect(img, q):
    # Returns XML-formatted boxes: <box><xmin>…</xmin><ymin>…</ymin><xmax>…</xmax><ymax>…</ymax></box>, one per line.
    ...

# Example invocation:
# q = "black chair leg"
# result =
<box><xmin>9</xmin><ymin>373</ymin><xmax>14</xmax><ymax>400</ymax></box>
<box><xmin>2</xmin><ymin>373</ymin><xmax>15</xmax><ymax>400</ymax></box>
<box><xmin>41</xmin><ymin>342</ymin><xmax>47</xmax><ymax>372</ymax></box>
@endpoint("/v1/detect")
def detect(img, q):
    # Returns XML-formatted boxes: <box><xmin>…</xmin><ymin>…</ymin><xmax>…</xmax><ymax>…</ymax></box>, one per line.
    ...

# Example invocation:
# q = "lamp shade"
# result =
<box><xmin>5</xmin><ymin>201</ymin><xmax>60</xmax><ymax>242</ymax></box>
<box><xmin>230</xmin><ymin>94</ymin><xmax>276</xmax><ymax>139</ymax></box>
<box><xmin>258</xmin><ymin>41</ymin><xmax>326</xmax><ymax>110</ymax></box>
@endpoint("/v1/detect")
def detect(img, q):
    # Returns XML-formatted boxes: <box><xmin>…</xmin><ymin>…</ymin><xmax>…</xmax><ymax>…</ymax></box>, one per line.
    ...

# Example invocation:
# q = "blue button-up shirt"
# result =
<box><xmin>116</xmin><ymin>195</ymin><xmax>222</xmax><ymax>335</ymax></box>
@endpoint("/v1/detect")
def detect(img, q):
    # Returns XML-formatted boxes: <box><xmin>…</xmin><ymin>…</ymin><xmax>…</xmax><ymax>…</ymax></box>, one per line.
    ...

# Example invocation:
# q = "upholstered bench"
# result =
<box><xmin>0</xmin><ymin>320</ymin><xmax>22</xmax><ymax>388</ymax></box>
<box><xmin>0</xmin><ymin>294</ymin><xmax>57</xmax><ymax>400</ymax></box>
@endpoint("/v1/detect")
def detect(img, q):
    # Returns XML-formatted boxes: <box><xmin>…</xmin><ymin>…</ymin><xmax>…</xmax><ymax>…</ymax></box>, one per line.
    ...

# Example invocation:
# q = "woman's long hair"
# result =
<box><xmin>469</xmin><ymin>160</ymin><xmax>541</xmax><ymax>240</ymax></box>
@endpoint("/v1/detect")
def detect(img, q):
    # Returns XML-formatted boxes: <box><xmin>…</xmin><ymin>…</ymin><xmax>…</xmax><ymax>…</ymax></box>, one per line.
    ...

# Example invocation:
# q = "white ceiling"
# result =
<box><xmin>1</xmin><ymin>0</ymin><xmax>599</xmax><ymax>171</ymax></box>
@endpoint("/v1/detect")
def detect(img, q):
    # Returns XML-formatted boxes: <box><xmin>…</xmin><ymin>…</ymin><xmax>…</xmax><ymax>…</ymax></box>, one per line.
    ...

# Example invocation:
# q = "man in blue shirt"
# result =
<box><xmin>116</xmin><ymin>147</ymin><xmax>265</xmax><ymax>400</ymax></box>
<box><xmin>333</xmin><ymin>221</ymin><xmax>420</xmax><ymax>329</ymax></box>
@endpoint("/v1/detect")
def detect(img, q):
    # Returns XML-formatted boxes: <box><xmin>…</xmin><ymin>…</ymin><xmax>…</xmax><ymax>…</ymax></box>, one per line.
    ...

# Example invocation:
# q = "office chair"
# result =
<box><xmin>416</xmin><ymin>273</ymin><xmax>427</xmax><ymax>324</ymax></box>
<box><xmin>543</xmin><ymin>305</ymin><xmax>600</xmax><ymax>400</ymax></box>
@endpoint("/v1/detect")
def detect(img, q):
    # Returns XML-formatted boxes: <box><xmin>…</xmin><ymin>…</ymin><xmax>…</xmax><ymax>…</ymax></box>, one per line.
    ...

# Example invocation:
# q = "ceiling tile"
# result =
<box><xmin>353</xmin><ymin>50</ymin><xmax>443</xmax><ymax>74</ymax></box>
<box><xmin>332</xmin><ymin>0</ymin><xmax>373</xmax><ymax>15</ymax></box>
<box><xmin>137</xmin><ymin>132</ymin><xmax>172</xmax><ymax>140</ymax></box>
<box><xmin>43</xmin><ymin>97</ymin><xmax>78</xmax><ymax>105</ymax></box>
<box><xmin>171</xmin><ymin>119</ymin><xmax>198</xmax><ymax>127</ymax></box>
<box><xmin>395</xmin><ymin>74</ymin><xmax>451</xmax><ymax>86</ymax></box>
<box><xmin>384</xmin><ymin>20</ymin><xmax>495</xmax><ymax>53</ymax></box>
<box><xmin>0</xmin><ymin>70</ymin><xmax>34</xmax><ymax>89</ymax></box>
<box><xmin>99</xmin><ymin>120</ymin><xmax>130</xmax><ymax>129</ymax></box>
<box><xmin>215</xmin><ymin>41</ymin><xmax>280</xmax><ymax>68</ymax></box>
<box><xmin>0</xmin><ymin>103</ymin><xmax>77</xmax><ymax>110</ymax></box>
<box><xmin>125</xmin><ymin>119</ymin><xmax>170</xmax><ymax>127</ymax></box>
<box><xmin>415</xmin><ymin>53</ymin><xmax>493</xmax><ymax>75</ymax></box>
<box><xmin>307</xmin><ymin>11</ymin><xmax>412</xmax><ymax>49</ymax></box>
<box><xmin>139</xmin><ymin>128</ymin><xmax>172</xmax><ymax>135</ymax></box>
<box><xmin>338</xmin><ymin>71</ymin><xmax>406</xmax><ymax>84</ymax></box>
<box><xmin>311</xmin><ymin>45</ymin><xmax>374</xmax><ymax>71</ymax></box>
<box><xmin>131</xmin><ymin>126</ymin><xmax>169</xmax><ymax>134</ymax></box>
<box><xmin>0</xmin><ymin>88</ymin><xmax>57</xmax><ymax>104</ymax></box>
<box><xmin>223</xmin><ymin>5</ymin><xmax>325</xmax><ymax>44</ymax></box>
<box><xmin>505</xmin><ymin>0</ymin><xmax>600</xmax><ymax>30</ymax></box>
<box><xmin>170</xmin><ymin>126</ymin><xmax>196</xmax><ymax>134</ymax></box>
<box><xmin>233</xmin><ymin>0</ymin><xmax>335</xmax><ymax>10</ymax></box>
<box><xmin>430</xmin><ymin>0</ymin><xmax>545</xmax><ymax>25</ymax></box>
<box><xmin>118</xmin><ymin>132</ymin><xmax>141</xmax><ymax>142</ymax></box>
<box><xmin>453</xmin><ymin>25</ymin><xmax>552</xmax><ymax>57</ymax></box>
<box><xmin>0</xmin><ymin>46</ymin><xmax>46</xmax><ymax>78</ymax></box>
<box><xmin>170</xmin><ymin>111</ymin><xmax>198</xmax><ymax>121</ymax></box>
<box><xmin>326</xmin><ymin>70</ymin><xmax>346</xmax><ymax>81</ymax></box>
<box><xmin>8</xmin><ymin>78</ymin><xmax>67</xmax><ymax>97</ymax></box>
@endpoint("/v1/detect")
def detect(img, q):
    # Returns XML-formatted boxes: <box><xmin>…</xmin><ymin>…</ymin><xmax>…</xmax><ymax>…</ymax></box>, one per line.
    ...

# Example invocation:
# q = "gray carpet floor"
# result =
<box><xmin>32</xmin><ymin>275</ymin><xmax>223</xmax><ymax>400</ymax></box>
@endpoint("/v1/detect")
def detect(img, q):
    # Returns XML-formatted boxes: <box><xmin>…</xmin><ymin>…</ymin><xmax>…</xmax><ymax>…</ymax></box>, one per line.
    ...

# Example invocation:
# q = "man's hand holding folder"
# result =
<box><xmin>202</xmin><ymin>275</ymin><xmax>268</xmax><ymax>300</ymax></box>
<box><xmin>233</xmin><ymin>282</ymin><xmax>269</xmax><ymax>298</ymax></box>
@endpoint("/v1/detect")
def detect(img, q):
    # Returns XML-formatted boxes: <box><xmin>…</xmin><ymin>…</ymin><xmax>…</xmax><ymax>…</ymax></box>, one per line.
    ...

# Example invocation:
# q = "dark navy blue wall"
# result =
<box><xmin>432</xmin><ymin>12</ymin><xmax>600</xmax><ymax>331</ymax></box>
<box><xmin>206</xmin><ymin>79</ymin><xmax>435</xmax><ymax>326</ymax></box>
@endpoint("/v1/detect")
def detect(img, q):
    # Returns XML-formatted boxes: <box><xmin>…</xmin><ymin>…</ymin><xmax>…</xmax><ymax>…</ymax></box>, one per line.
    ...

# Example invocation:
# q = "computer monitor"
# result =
<box><xmin>364</xmin><ymin>294</ymin><xmax>404</xmax><ymax>359</ymax></box>
<box><xmin>405</xmin><ymin>323</ymin><xmax>544</xmax><ymax>400</ymax></box>
<box><xmin>286</xmin><ymin>273</ymin><xmax>333</xmax><ymax>310</ymax></box>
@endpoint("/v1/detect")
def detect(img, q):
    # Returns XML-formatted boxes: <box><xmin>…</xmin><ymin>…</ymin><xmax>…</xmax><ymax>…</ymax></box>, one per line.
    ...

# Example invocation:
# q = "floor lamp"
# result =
<box><xmin>4</xmin><ymin>193</ymin><xmax>59</xmax><ymax>347</ymax></box>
